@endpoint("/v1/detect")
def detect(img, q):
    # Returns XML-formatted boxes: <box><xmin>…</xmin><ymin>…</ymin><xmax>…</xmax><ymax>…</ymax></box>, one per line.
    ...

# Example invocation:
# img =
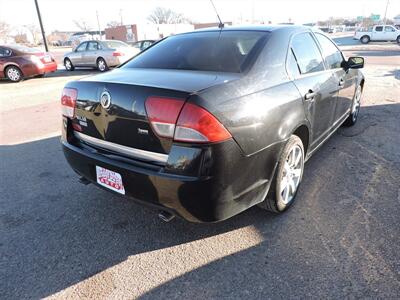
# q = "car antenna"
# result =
<box><xmin>209</xmin><ymin>0</ymin><xmax>224</xmax><ymax>29</ymax></box>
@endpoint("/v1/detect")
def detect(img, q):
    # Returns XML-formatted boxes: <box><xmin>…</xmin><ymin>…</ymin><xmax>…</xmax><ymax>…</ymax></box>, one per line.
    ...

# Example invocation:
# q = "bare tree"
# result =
<box><xmin>0</xmin><ymin>21</ymin><xmax>11</xmax><ymax>40</ymax></box>
<box><xmin>14</xmin><ymin>28</ymin><xmax>28</xmax><ymax>44</ymax></box>
<box><xmin>147</xmin><ymin>7</ymin><xmax>191</xmax><ymax>24</ymax></box>
<box><xmin>25</xmin><ymin>24</ymin><xmax>41</xmax><ymax>45</ymax></box>
<box><xmin>73</xmin><ymin>19</ymin><xmax>93</xmax><ymax>32</ymax></box>
<box><xmin>106</xmin><ymin>21</ymin><xmax>121</xmax><ymax>28</ymax></box>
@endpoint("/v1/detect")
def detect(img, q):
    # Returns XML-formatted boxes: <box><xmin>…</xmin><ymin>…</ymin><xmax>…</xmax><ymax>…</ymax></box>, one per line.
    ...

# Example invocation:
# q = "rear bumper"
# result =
<box><xmin>36</xmin><ymin>62</ymin><xmax>57</xmax><ymax>74</ymax></box>
<box><xmin>62</xmin><ymin>133</ymin><xmax>282</xmax><ymax>222</ymax></box>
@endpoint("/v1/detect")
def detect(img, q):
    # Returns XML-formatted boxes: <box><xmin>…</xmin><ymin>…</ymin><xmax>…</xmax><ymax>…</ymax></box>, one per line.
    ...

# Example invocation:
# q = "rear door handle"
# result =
<box><xmin>339</xmin><ymin>78</ymin><xmax>345</xmax><ymax>87</ymax></box>
<box><xmin>305</xmin><ymin>90</ymin><xmax>317</xmax><ymax>100</ymax></box>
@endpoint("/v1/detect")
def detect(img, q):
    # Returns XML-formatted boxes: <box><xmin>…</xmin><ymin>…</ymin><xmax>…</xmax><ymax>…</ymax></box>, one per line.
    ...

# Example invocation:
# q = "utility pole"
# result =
<box><xmin>119</xmin><ymin>9</ymin><xmax>124</xmax><ymax>25</ymax></box>
<box><xmin>383</xmin><ymin>0</ymin><xmax>389</xmax><ymax>25</ymax></box>
<box><xmin>96</xmin><ymin>10</ymin><xmax>101</xmax><ymax>40</ymax></box>
<box><xmin>34</xmin><ymin>0</ymin><xmax>48</xmax><ymax>52</ymax></box>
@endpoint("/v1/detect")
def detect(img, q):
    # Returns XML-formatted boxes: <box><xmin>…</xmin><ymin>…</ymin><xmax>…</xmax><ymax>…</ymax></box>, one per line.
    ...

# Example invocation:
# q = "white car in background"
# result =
<box><xmin>63</xmin><ymin>40</ymin><xmax>140</xmax><ymax>72</ymax></box>
<box><xmin>354</xmin><ymin>25</ymin><xmax>400</xmax><ymax>44</ymax></box>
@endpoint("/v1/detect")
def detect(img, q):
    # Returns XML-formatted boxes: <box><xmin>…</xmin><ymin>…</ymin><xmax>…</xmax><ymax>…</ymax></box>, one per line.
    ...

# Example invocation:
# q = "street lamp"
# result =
<box><xmin>34</xmin><ymin>0</ymin><xmax>49</xmax><ymax>52</ymax></box>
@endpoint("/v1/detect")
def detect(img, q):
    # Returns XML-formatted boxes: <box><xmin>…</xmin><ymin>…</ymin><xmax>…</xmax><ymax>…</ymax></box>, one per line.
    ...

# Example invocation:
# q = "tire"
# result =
<box><xmin>343</xmin><ymin>85</ymin><xmax>362</xmax><ymax>127</ymax></box>
<box><xmin>64</xmin><ymin>58</ymin><xmax>74</xmax><ymax>71</ymax></box>
<box><xmin>397</xmin><ymin>36</ymin><xmax>400</xmax><ymax>44</ymax></box>
<box><xmin>360</xmin><ymin>35</ymin><xmax>370</xmax><ymax>44</ymax></box>
<box><xmin>5</xmin><ymin>65</ymin><xmax>23</xmax><ymax>82</ymax></box>
<box><xmin>96</xmin><ymin>57</ymin><xmax>108</xmax><ymax>72</ymax></box>
<box><xmin>258</xmin><ymin>135</ymin><xmax>305</xmax><ymax>213</ymax></box>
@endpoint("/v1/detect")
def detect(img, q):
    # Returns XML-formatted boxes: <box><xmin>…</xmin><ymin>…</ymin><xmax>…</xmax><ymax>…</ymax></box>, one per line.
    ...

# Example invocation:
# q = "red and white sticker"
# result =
<box><xmin>96</xmin><ymin>166</ymin><xmax>125</xmax><ymax>195</ymax></box>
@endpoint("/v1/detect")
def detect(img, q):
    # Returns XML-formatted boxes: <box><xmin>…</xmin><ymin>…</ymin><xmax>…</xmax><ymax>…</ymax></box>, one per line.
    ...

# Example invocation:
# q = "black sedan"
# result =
<box><xmin>61</xmin><ymin>26</ymin><xmax>365</xmax><ymax>222</ymax></box>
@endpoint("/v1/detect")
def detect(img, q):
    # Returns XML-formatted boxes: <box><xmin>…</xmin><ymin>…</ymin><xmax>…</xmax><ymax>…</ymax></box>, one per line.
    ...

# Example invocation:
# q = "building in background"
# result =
<box><xmin>105</xmin><ymin>25</ymin><xmax>138</xmax><ymax>42</ymax></box>
<box><xmin>105</xmin><ymin>23</ymin><xmax>194</xmax><ymax>41</ymax></box>
<box><xmin>193</xmin><ymin>22</ymin><xmax>232</xmax><ymax>29</ymax></box>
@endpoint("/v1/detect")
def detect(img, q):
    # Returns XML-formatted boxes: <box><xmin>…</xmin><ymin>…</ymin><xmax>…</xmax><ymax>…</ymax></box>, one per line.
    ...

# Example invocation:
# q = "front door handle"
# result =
<box><xmin>305</xmin><ymin>90</ymin><xmax>317</xmax><ymax>100</ymax></box>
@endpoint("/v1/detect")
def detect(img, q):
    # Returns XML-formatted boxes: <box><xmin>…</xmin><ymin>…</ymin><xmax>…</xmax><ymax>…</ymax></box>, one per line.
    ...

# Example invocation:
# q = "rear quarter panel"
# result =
<box><xmin>196</xmin><ymin>80</ymin><xmax>306</xmax><ymax>155</ymax></box>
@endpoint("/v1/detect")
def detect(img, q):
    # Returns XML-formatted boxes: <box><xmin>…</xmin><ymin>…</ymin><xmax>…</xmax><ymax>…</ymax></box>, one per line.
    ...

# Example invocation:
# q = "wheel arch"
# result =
<box><xmin>292</xmin><ymin>124</ymin><xmax>310</xmax><ymax>156</ymax></box>
<box><xmin>3</xmin><ymin>63</ymin><xmax>23</xmax><ymax>76</ymax></box>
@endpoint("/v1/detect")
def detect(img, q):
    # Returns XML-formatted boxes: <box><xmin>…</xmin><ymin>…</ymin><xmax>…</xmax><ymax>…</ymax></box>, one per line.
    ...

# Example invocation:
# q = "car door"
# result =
<box><xmin>372</xmin><ymin>26</ymin><xmax>385</xmax><ymax>40</ymax></box>
<box><xmin>70</xmin><ymin>42</ymin><xmax>88</xmax><ymax>66</ymax></box>
<box><xmin>314</xmin><ymin>33</ymin><xmax>356</xmax><ymax>124</ymax></box>
<box><xmin>384</xmin><ymin>26</ymin><xmax>397</xmax><ymax>41</ymax></box>
<box><xmin>83</xmin><ymin>41</ymin><xmax>99</xmax><ymax>66</ymax></box>
<box><xmin>288</xmin><ymin>32</ymin><xmax>339</xmax><ymax>148</ymax></box>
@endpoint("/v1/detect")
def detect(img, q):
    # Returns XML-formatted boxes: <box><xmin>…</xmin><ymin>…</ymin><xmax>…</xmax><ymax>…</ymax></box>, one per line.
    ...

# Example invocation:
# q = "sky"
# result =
<box><xmin>0</xmin><ymin>0</ymin><xmax>399</xmax><ymax>32</ymax></box>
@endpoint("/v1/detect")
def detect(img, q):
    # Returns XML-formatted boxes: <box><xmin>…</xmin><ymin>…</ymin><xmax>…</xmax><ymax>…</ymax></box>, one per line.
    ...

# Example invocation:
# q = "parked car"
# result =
<box><xmin>354</xmin><ymin>25</ymin><xmax>400</xmax><ymax>44</ymax></box>
<box><xmin>61</xmin><ymin>26</ymin><xmax>365</xmax><ymax>222</ymax></box>
<box><xmin>63</xmin><ymin>40</ymin><xmax>139</xmax><ymax>72</ymax></box>
<box><xmin>0</xmin><ymin>45</ymin><xmax>57</xmax><ymax>82</ymax></box>
<box><xmin>128</xmin><ymin>40</ymin><xmax>156</xmax><ymax>51</ymax></box>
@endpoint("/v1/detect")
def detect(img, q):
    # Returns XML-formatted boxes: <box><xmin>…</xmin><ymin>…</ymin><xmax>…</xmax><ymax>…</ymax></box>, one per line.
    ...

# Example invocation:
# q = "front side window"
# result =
<box><xmin>315</xmin><ymin>33</ymin><xmax>344</xmax><ymax>69</ymax></box>
<box><xmin>123</xmin><ymin>31</ymin><xmax>269</xmax><ymax>73</ymax></box>
<box><xmin>385</xmin><ymin>26</ymin><xmax>395</xmax><ymax>32</ymax></box>
<box><xmin>76</xmin><ymin>43</ymin><xmax>87</xmax><ymax>52</ymax></box>
<box><xmin>375</xmin><ymin>26</ymin><xmax>383</xmax><ymax>32</ymax></box>
<box><xmin>290</xmin><ymin>33</ymin><xmax>324</xmax><ymax>75</ymax></box>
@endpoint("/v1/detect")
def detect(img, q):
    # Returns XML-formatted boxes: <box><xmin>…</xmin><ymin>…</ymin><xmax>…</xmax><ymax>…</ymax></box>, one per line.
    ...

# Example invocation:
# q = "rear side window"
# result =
<box><xmin>315</xmin><ymin>33</ymin><xmax>344</xmax><ymax>69</ymax></box>
<box><xmin>87</xmin><ymin>42</ymin><xmax>99</xmax><ymax>51</ymax></box>
<box><xmin>375</xmin><ymin>26</ymin><xmax>383</xmax><ymax>32</ymax></box>
<box><xmin>0</xmin><ymin>47</ymin><xmax>12</xmax><ymax>57</ymax></box>
<box><xmin>290</xmin><ymin>33</ymin><xmax>324</xmax><ymax>74</ymax></box>
<box><xmin>287</xmin><ymin>49</ymin><xmax>300</xmax><ymax>78</ymax></box>
<box><xmin>123</xmin><ymin>31</ymin><xmax>269</xmax><ymax>73</ymax></box>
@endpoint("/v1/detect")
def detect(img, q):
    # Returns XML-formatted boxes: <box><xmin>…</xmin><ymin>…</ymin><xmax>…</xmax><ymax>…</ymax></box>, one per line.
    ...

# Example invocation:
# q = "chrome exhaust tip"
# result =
<box><xmin>78</xmin><ymin>176</ymin><xmax>91</xmax><ymax>185</ymax></box>
<box><xmin>158</xmin><ymin>210</ymin><xmax>175</xmax><ymax>222</ymax></box>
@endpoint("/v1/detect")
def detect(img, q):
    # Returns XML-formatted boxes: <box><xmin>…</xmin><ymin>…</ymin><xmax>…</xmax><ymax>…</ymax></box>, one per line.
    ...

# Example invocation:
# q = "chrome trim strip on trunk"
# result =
<box><xmin>74</xmin><ymin>132</ymin><xmax>168</xmax><ymax>164</ymax></box>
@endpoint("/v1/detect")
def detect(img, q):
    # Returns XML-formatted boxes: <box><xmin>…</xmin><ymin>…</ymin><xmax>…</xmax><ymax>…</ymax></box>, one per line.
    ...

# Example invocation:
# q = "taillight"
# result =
<box><xmin>145</xmin><ymin>97</ymin><xmax>185</xmax><ymax>138</ymax></box>
<box><xmin>145</xmin><ymin>97</ymin><xmax>231</xmax><ymax>143</ymax></box>
<box><xmin>113</xmin><ymin>51</ymin><xmax>124</xmax><ymax>56</ymax></box>
<box><xmin>175</xmin><ymin>103</ymin><xmax>231</xmax><ymax>143</ymax></box>
<box><xmin>61</xmin><ymin>87</ymin><xmax>77</xmax><ymax>118</ymax></box>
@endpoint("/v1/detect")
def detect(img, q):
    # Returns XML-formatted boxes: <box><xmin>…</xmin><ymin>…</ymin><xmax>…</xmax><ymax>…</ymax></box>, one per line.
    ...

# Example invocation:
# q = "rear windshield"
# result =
<box><xmin>123</xmin><ymin>31</ymin><xmax>269</xmax><ymax>73</ymax></box>
<box><xmin>103</xmin><ymin>41</ymin><xmax>128</xmax><ymax>48</ymax></box>
<box><xmin>9</xmin><ymin>45</ymin><xmax>39</xmax><ymax>53</ymax></box>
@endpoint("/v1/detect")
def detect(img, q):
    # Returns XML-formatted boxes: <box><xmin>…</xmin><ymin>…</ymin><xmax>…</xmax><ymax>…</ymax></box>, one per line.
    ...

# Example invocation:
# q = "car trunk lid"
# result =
<box><xmin>70</xmin><ymin>69</ymin><xmax>239</xmax><ymax>159</ymax></box>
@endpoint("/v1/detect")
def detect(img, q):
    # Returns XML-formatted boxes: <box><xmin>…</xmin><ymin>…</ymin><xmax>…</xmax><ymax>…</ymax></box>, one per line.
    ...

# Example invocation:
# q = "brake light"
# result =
<box><xmin>61</xmin><ymin>87</ymin><xmax>77</xmax><ymax>118</ymax></box>
<box><xmin>145</xmin><ymin>97</ymin><xmax>185</xmax><ymax>138</ymax></box>
<box><xmin>175</xmin><ymin>103</ymin><xmax>231</xmax><ymax>143</ymax></box>
<box><xmin>145</xmin><ymin>97</ymin><xmax>231</xmax><ymax>143</ymax></box>
<box><xmin>113</xmin><ymin>51</ymin><xmax>124</xmax><ymax>56</ymax></box>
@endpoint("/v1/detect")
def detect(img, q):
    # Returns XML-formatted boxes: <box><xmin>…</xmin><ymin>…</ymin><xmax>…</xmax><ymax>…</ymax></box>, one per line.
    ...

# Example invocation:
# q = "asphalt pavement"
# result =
<box><xmin>0</xmin><ymin>42</ymin><xmax>399</xmax><ymax>299</ymax></box>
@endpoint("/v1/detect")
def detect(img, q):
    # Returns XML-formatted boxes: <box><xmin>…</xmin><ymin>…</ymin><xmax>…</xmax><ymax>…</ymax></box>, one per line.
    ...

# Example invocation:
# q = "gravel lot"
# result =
<box><xmin>0</xmin><ymin>42</ymin><xmax>399</xmax><ymax>299</ymax></box>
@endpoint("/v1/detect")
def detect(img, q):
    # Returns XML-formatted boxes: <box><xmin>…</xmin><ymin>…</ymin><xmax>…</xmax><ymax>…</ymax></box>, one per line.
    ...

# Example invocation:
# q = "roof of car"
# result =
<box><xmin>192</xmin><ymin>24</ymin><xmax>308</xmax><ymax>33</ymax></box>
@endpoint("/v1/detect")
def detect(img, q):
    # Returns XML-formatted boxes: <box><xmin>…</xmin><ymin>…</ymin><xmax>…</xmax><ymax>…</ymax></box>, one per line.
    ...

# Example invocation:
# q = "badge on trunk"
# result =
<box><xmin>100</xmin><ymin>90</ymin><xmax>111</xmax><ymax>109</ymax></box>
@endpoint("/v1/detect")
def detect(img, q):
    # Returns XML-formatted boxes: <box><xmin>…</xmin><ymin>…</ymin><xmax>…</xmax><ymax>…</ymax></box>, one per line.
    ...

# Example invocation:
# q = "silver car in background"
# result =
<box><xmin>63</xmin><ymin>40</ymin><xmax>140</xmax><ymax>72</ymax></box>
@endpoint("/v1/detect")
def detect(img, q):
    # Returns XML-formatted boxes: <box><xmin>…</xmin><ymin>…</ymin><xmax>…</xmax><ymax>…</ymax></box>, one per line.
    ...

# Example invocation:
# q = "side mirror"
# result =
<box><xmin>346</xmin><ymin>57</ymin><xmax>364</xmax><ymax>69</ymax></box>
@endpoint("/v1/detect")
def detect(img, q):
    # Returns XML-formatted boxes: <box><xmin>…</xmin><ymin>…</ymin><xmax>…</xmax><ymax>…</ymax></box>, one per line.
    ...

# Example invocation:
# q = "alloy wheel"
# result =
<box><xmin>7</xmin><ymin>67</ymin><xmax>21</xmax><ymax>82</ymax></box>
<box><xmin>279</xmin><ymin>144</ymin><xmax>303</xmax><ymax>207</ymax></box>
<box><xmin>98</xmin><ymin>59</ymin><xmax>106</xmax><ymax>71</ymax></box>
<box><xmin>65</xmin><ymin>59</ymin><xmax>72</xmax><ymax>70</ymax></box>
<box><xmin>352</xmin><ymin>86</ymin><xmax>362</xmax><ymax>122</ymax></box>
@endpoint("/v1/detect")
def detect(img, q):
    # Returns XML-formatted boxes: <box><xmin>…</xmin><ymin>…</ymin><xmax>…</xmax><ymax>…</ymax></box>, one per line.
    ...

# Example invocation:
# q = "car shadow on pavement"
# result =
<box><xmin>1</xmin><ymin>103</ymin><xmax>399</xmax><ymax>299</ymax></box>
